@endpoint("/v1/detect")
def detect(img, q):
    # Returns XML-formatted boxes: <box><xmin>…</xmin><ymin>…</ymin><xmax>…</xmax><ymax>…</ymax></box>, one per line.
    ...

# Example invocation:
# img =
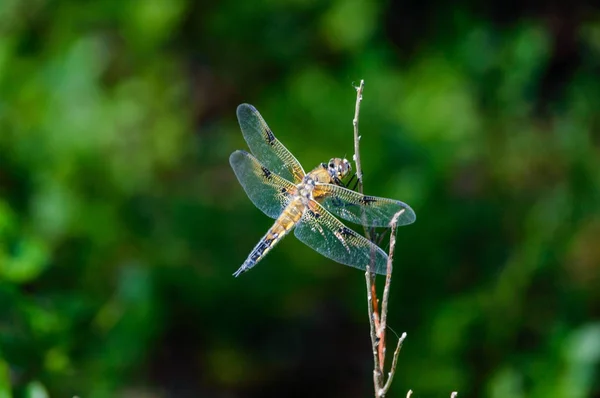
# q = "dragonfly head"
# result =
<box><xmin>326</xmin><ymin>158</ymin><xmax>352</xmax><ymax>181</ymax></box>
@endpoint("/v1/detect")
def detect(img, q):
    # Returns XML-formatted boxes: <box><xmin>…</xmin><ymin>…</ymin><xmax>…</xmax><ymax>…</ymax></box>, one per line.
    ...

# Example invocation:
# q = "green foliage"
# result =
<box><xmin>1</xmin><ymin>1</ymin><xmax>599</xmax><ymax>397</ymax></box>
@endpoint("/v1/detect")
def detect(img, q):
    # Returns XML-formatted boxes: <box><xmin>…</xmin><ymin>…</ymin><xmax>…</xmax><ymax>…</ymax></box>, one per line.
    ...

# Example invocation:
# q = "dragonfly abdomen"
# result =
<box><xmin>233</xmin><ymin>199</ymin><xmax>304</xmax><ymax>277</ymax></box>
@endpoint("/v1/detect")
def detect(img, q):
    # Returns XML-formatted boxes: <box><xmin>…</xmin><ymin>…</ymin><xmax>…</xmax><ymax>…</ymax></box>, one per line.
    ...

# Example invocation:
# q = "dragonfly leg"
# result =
<box><xmin>346</xmin><ymin>173</ymin><xmax>360</xmax><ymax>191</ymax></box>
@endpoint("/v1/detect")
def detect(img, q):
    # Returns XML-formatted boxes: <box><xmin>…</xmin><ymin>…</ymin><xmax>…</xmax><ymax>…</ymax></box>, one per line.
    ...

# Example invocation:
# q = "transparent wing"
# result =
<box><xmin>313</xmin><ymin>184</ymin><xmax>417</xmax><ymax>227</ymax></box>
<box><xmin>237</xmin><ymin>104</ymin><xmax>305</xmax><ymax>183</ymax></box>
<box><xmin>230</xmin><ymin>150</ymin><xmax>296</xmax><ymax>219</ymax></box>
<box><xmin>294</xmin><ymin>200</ymin><xmax>389</xmax><ymax>275</ymax></box>
<box><xmin>313</xmin><ymin>183</ymin><xmax>416</xmax><ymax>227</ymax></box>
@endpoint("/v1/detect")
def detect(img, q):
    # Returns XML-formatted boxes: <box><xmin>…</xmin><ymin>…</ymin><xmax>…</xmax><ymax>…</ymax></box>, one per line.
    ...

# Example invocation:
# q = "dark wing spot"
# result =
<box><xmin>308</xmin><ymin>209</ymin><xmax>321</xmax><ymax>219</ymax></box>
<box><xmin>331</xmin><ymin>197</ymin><xmax>345</xmax><ymax>207</ymax></box>
<box><xmin>265</xmin><ymin>128</ymin><xmax>276</xmax><ymax>146</ymax></box>
<box><xmin>261</xmin><ymin>166</ymin><xmax>272</xmax><ymax>179</ymax></box>
<box><xmin>281</xmin><ymin>187</ymin><xmax>287</xmax><ymax>193</ymax></box>
<box><xmin>360</xmin><ymin>195</ymin><xmax>377</xmax><ymax>205</ymax></box>
<box><xmin>338</xmin><ymin>226</ymin><xmax>355</xmax><ymax>237</ymax></box>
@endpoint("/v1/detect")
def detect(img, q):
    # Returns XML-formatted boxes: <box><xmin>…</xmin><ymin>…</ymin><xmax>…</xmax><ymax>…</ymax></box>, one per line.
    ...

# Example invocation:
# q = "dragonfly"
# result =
<box><xmin>230</xmin><ymin>104</ymin><xmax>416</xmax><ymax>277</ymax></box>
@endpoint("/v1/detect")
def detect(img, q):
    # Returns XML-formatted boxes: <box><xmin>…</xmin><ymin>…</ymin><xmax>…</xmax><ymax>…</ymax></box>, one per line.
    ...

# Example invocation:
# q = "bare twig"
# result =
<box><xmin>353</xmin><ymin>81</ymin><xmax>455</xmax><ymax>398</ymax></box>
<box><xmin>353</xmin><ymin>80</ymin><xmax>371</xmax><ymax>243</ymax></box>
<box><xmin>354</xmin><ymin>79</ymin><xmax>383</xmax><ymax>377</ymax></box>
<box><xmin>381</xmin><ymin>331</ymin><xmax>406</xmax><ymax>392</ymax></box>
<box><xmin>353</xmin><ymin>80</ymin><xmax>365</xmax><ymax>189</ymax></box>
<box><xmin>354</xmin><ymin>81</ymin><xmax>407</xmax><ymax>397</ymax></box>
<box><xmin>365</xmin><ymin>265</ymin><xmax>382</xmax><ymax>387</ymax></box>
<box><xmin>373</xmin><ymin>214</ymin><xmax>407</xmax><ymax>397</ymax></box>
<box><xmin>354</xmin><ymin>80</ymin><xmax>384</xmax><ymax>388</ymax></box>
<box><xmin>377</xmin><ymin>209</ymin><xmax>407</xmax><ymax>383</ymax></box>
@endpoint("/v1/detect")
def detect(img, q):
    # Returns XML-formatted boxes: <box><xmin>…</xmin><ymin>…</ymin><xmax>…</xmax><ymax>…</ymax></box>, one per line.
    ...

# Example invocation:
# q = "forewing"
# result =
<box><xmin>230</xmin><ymin>150</ymin><xmax>296</xmax><ymax>219</ymax></box>
<box><xmin>294</xmin><ymin>201</ymin><xmax>389</xmax><ymax>275</ymax></box>
<box><xmin>313</xmin><ymin>183</ymin><xmax>416</xmax><ymax>227</ymax></box>
<box><xmin>237</xmin><ymin>104</ymin><xmax>305</xmax><ymax>183</ymax></box>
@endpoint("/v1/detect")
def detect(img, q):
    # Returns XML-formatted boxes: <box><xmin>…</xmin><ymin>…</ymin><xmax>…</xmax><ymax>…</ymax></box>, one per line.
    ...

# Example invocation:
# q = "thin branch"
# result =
<box><xmin>377</xmin><ymin>209</ymin><xmax>406</xmax><ymax>382</ymax></box>
<box><xmin>365</xmin><ymin>265</ymin><xmax>382</xmax><ymax>388</ymax></box>
<box><xmin>381</xmin><ymin>332</ymin><xmax>406</xmax><ymax>393</ymax></box>
<box><xmin>353</xmin><ymin>80</ymin><xmax>365</xmax><ymax>190</ymax></box>
<box><xmin>354</xmin><ymin>80</ymin><xmax>409</xmax><ymax>398</ymax></box>
<box><xmin>354</xmin><ymin>80</ymin><xmax>384</xmax><ymax>390</ymax></box>
<box><xmin>352</xmin><ymin>79</ymin><xmax>453</xmax><ymax>398</ymax></box>
<box><xmin>352</xmin><ymin>80</ymin><xmax>371</xmax><ymax>243</ymax></box>
<box><xmin>374</xmin><ymin>212</ymin><xmax>407</xmax><ymax>397</ymax></box>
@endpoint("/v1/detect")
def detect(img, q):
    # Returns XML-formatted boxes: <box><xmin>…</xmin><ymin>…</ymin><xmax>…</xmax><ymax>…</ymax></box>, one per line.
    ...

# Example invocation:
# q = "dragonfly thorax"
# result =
<box><xmin>298</xmin><ymin>176</ymin><xmax>316</xmax><ymax>200</ymax></box>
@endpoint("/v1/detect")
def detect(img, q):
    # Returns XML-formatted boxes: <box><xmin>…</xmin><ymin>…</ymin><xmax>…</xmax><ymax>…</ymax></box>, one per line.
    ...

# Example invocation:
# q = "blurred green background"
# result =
<box><xmin>1</xmin><ymin>0</ymin><xmax>600</xmax><ymax>397</ymax></box>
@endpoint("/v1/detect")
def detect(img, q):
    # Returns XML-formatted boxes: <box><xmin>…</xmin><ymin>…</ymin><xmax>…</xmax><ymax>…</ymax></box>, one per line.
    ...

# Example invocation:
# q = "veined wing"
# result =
<box><xmin>294</xmin><ymin>200</ymin><xmax>389</xmax><ymax>275</ymax></box>
<box><xmin>312</xmin><ymin>183</ymin><xmax>416</xmax><ymax>227</ymax></box>
<box><xmin>237</xmin><ymin>104</ymin><xmax>305</xmax><ymax>183</ymax></box>
<box><xmin>230</xmin><ymin>150</ymin><xmax>297</xmax><ymax>219</ymax></box>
